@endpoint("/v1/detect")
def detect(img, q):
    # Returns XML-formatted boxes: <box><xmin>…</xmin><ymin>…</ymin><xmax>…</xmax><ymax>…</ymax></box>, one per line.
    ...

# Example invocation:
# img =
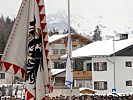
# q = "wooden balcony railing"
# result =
<box><xmin>50</xmin><ymin>55</ymin><xmax>61</xmax><ymax>60</ymax></box>
<box><xmin>73</xmin><ymin>71</ymin><xmax>92</xmax><ymax>79</ymax></box>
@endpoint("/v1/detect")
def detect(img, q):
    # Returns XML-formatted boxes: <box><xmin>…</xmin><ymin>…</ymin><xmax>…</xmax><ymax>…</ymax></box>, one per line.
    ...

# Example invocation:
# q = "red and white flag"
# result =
<box><xmin>0</xmin><ymin>0</ymin><xmax>53</xmax><ymax>100</ymax></box>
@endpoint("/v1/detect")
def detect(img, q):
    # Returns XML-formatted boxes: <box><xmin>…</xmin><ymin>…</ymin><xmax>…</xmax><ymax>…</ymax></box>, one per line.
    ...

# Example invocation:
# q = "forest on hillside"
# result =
<box><xmin>0</xmin><ymin>16</ymin><xmax>14</xmax><ymax>54</ymax></box>
<box><xmin>0</xmin><ymin>15</ymin><xmax>77</xmax><ymax>54</ymax></box>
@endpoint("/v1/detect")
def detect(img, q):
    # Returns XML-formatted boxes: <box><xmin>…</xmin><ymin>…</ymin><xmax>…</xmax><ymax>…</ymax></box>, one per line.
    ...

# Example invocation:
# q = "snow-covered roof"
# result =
<box><xmin>61</xmin><ymin>39</ymin><xmax>133</xmax><ymax>58</ymax></box>
<box><xmin>51</xmin><ymin>69</ymin><xmax>66</xmax><ymax>76</ymax></box>
<box><xmin>49</xmin><ymin>34</ymin><xmax>68</xmax><ymax>43</ymax></box>
<box><xmin>49</xmin><ymin>33</ymin><xmax>92</xmax><ymax>43</ymax></box>
<box><xmin>79</xmin><ymin>87</ymin><xmax>95</xmax><ymax>91</ymax></box>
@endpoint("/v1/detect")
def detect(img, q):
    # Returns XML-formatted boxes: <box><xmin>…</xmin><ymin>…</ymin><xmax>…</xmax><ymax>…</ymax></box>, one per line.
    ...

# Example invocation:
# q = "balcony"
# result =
<box><xmin>73</xmin><ymin>71</ymin><xmax>92</xmax><ymax>80</ymax></box>
<box><xmin>50</xmin><ymin>55</ymin><xmax>60</xmax><ymax>60</ymax></box>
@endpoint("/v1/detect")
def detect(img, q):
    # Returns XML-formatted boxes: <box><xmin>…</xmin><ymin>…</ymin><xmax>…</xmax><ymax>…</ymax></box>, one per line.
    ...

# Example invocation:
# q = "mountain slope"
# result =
<box><xmin>46</xmin><ymin>11</ymin><xmax>133</xmax><ymax>39</ymax></box>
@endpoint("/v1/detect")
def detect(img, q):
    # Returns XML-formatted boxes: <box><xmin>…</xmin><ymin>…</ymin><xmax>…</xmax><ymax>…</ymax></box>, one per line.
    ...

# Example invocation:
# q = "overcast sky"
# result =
<box><xmin>0</xmin><ymin>0</ymin><xmax>133</xmax><ymax>18</ymax></box>
<box><xmin>0</xmin><ymin>0</ymin><xmax>133</xmax><ymax>34</ymax></box>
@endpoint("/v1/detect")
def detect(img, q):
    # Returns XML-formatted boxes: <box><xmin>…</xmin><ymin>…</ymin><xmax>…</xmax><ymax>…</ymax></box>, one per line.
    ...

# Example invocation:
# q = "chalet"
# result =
<box><xmin>48</xmin><ymin>33</ymin><xmax>92</xmax><ymax>96</ymax></box>
<box><xmin>49</xmin><ymin>33</ymin><xmax>92</xmax><ymax>69</ymax></box>
<box><xmin>61</xmin><ymin>38</ymin><xmax>133</xmax><ymax>94</ymax></box>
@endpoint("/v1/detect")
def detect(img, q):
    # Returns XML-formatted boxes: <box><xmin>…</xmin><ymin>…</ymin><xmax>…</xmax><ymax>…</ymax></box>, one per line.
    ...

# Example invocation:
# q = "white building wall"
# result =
<box><xmin>49</xmin><ymin>44</ymin><xmax>66</xmax><ymax>68</ymax></box>
<box><xmin>0</xmin><ymin>73</ymin><xmax>12</xmax><ymax>84</ymax></box>
<box><xmin>92</xmin><ymin>56</ymin><xmax>133</xmax><ymax>94</ymax></box>
<box><xmin>49</xmin><ymin>44</ymin><xmax>53</xmax><ymax>56</ymax></box>
<box><xmin>115</xmin><ymin>56</ymin><xmax>133</xmax><ymax>93</ymax></box>
<box><xmin>49</xmin><ymin>44</ymin><xmax>66</xmax><ymax>55</ymax></box>
<box><xmin>49</xmin><ymin>44</ymin><xmax>54</xmax><ymax>68</ymax></box>
<box><xmin>92</xmin><ymin>57</ymin><xmax>114</xmax><ymax>94</ymax></box>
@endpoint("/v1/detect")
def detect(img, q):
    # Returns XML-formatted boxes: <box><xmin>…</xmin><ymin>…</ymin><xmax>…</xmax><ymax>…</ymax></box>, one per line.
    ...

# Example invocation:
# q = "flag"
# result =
<box><xmin>0</xmin><ymin>0</ymin><xmax>53</xmax><ymax>100</ymax></box>
<box><xmin>65</xmin><ymin>32</ymin><xmax>73</xmax><ymax>90</ymax></box>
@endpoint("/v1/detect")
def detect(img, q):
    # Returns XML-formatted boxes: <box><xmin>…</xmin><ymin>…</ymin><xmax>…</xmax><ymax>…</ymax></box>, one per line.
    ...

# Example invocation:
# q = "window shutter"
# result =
<box><xmin>104</xmin><ymin>82</ymin><xmax>107</xmax><ymax>90</ymax></box>
<box><xmin>104</xmin><ymin>62</ymin><xmax>107</xmax><ymax>71</ymax></box>
<box><xmin>94</xmin><ymin>63</ymin><xmax>96</xmax><ymax>71</ymax></box>
<box><xmin>94</xmin><ymin>82</ymin><xmax>97</xmax><ymax>90</ymax></box>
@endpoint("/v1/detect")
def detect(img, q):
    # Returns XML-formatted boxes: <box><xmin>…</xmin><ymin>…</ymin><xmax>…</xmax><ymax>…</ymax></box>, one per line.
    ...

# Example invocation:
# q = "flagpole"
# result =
<box><xmin>68</xmin><ymin>0</ymin><xmax>71</xmax><ymax>35</ymax></box>
<box><xmin>67</xmin><ymin>0</ymin><xmax>72</xmax><ymax>99</ymax></box>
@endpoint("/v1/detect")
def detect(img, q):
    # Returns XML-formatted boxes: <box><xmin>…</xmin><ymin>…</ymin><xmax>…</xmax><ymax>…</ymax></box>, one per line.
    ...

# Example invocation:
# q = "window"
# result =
<box><xmin>94</xmin><ymin>81</ymin><xmax>107</xmax><ymax>90</ymax></box>
<box><xmin>86</xmin><ymin>80</ymin><xmax>92</xmax><ymax>88</ymax></box>
<box><xmin>60</xmin><ymin>49</ymin><xmax>66</xmax><ymax>55</ymax></box>
<box><xmin>120</xmin><ymin>34</ymin><xmax>128</xmax><ymax>40</ymax></box>
<box><xmin>54</xmin><ymin>61</ymin><xmax>66</xmax><ymax>69</ymax></box>
<box><xmin>54</xmin><ymin>77</ymin><xmax>65</xmax><ymax>86</ymax></box>
<box><xmin>53</xmin><ymin>49</ymin><xmax>59</xmax><ymax>54</ymax></box>
<box><xmin>0</xmin><ymin>73</ymin><xmax>5</xmax><ymax>79</ymax></box>
<box><xmin>94</xmin><ymin>62</ymin><xmax>107</xmax><ymax>71</ymax></box>
<box><xmin>76</xmin><ymin>80</ymin><xmax>84</xmax><ymax>88</ymax></box>
<box><xmin>79</xmin><ymin>83</ymin><xmax>82</xmax><ymax>87</ymax></box>
<box><xmin>86</xmin><ymin>63</ymin><xmax>92</xmax><ymax>71</ymax></box>
<box><xmin>125</xmin><ymin>61</ymin><xmax>132</xmax><ymax>67</ymax></box>
<box><xmin>73</xmin><ymin>61</ymin><xmax>83</xmax><ymax>71</ymax></box>
<box><xmin>126</xmin><ymin>80</ymin><xmax>132</xmax><ymax>86</ymax></box>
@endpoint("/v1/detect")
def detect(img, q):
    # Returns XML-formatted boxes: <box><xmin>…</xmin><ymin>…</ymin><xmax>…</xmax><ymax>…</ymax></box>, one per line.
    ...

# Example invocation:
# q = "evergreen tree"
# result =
<box><xmin>48</xmin><ymin>27</ymin><xmax>59</xmax><ymax>36</ymax></box>
<box><xmin>0</xmin><ymin>15</ymin><xmax>14</xmax><ymax>53</ymax></box>
<box><xmin>5</xmin><ymin>16</ymin><xmax>14</xmax><ymax>38</ymax></box>
<box><xmin>70</xmin><ymin>26</ymin><xmax>76</xmax><ymax>33</ymax></box>
<box><xmin>0</xmin><ymin>15</ymin><xmax>5</xmax><ymax>54</ymax></box>
<box><xmin>92</xmin><ymin>25</ymin><xmax>102</xmax><ymax>41</ymax></box>
<box><xmin>62</xmin><ymin>29</ymin><xmax>67</xmax><ymax>34</ymax></box>
<box><xmin>63</xmin><ymin>26</ymin><xmax>76</xmax><ymax>34</ymax></box>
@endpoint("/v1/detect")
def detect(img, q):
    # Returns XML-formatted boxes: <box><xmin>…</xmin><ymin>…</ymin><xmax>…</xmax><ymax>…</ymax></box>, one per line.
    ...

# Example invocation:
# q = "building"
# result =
<box><xmin>0</xmin><ymin>33</ymin><xmax>92</xmax><ymax>86</ymax></box>
<box><xmin>0</xmin><ymin>54</ymin><xmax>13</xmax><ymax>84</ymax></box>
<box><xmin>61</xmin><ymin>39</ymin><xmax>133</xmax><ymax>94</ymax></box>
<box><xmin>48</xmin><ymin>33</ymin><xmax>92</xmax><ymax>96</ymax></box>
<box><xmin>0</xmin><ymin>33</ymin><xmax>92</xmax><ymax>97</ymax></box>
<box><xmin>50</xmin><ymin>69</ymin><xmax>80</xmax><ymax>97</ymax></box>
<box><xmin>49</xmin><ymin>33</ymin><xmax>92</xmax><ymax>69</ymax></box>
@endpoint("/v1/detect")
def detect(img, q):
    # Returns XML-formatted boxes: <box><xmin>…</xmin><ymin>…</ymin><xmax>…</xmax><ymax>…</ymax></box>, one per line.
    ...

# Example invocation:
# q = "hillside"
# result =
<box><xmin>47</xmin><ymin>11</ymin><xmax>133</xmax><ymax>39</ymax></box>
